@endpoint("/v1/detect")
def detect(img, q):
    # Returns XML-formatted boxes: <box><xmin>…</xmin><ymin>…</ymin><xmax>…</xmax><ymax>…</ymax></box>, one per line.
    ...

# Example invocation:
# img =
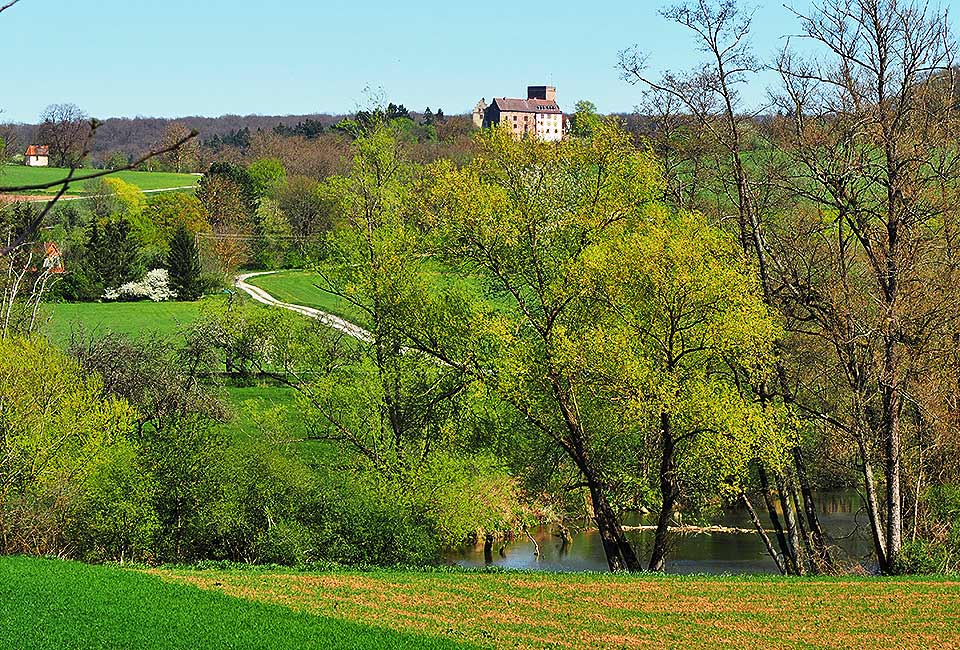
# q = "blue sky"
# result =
<box><xmin>1</xmin><ymin>1</ymin><xmax>956</xmax><ymax>122</ymax></box>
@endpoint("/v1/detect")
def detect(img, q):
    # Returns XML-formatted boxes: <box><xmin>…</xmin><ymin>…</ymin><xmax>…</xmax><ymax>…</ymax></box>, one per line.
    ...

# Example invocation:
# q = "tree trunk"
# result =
<box><xmin>758</xmin><ymin>464</ymin><xmax>798</xmax><ymax>575</ymax></box>
<box><xmin>585</xmin><ymin>474</ymin><xmax>641</xmax><ymax>572</ymax></box>
<box><xmin>551</xmin><ymin>374</ymin><xmax>641</xmax><ymax>573</ymax></box>
<box><xmin>649</xmin><ymin>412</ymin><xmax>677</xmax><ymax>572</ymax></box>
<box><xmin>788</xmin><ymin>477</ymin><xmax>814</xmax><ymax>573</ymax></box>
<box><xmin>741</xmin><ymin>492</ymin><xmax>785</xmax><ymax>575</ymax></box>
<box><xmin>775</xmin><ymin>471</ymin><xmax>804</xmax><ymax>575</ymax></box>
<box><xmin>483</xmin><ymin>532</ymin><xmax>494</xmax><ymax>564</ymax></box>
<box><xmin>792</xmin><ymin>447</ymin><xmax>832</xmax><ymax>568</ymax></box>
<box><xmin>857</xmin><ymin>433</ymin><xmax>889</xmax><ymax>572</ymax></box>
<box><xmin>881</xmin><ymin>355</ymin><xmax>902</xmax><ymax>571</ymax></box>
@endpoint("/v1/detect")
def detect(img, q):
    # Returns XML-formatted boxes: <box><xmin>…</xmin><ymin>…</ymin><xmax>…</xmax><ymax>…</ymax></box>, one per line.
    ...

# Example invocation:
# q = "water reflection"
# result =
<box><xmin>449</xmin><ymin>491</ymin><xmax>875</xmax><ymax>574</ymax></box>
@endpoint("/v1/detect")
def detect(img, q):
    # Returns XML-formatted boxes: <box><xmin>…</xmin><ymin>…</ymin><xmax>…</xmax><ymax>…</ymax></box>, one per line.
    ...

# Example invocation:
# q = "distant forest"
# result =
<box><xmin>3</xmin><ymin>113</ymin><xmax>343</xmax><ymax>162</ymax></box>
<box><xmin>0</xmin><ymin>105</ymin><xmax>475</xmax><ymax>176</ymax></box>
<box><xmin>1</xmin><ymin>108</ymin><xmax>658</xmax><ymax>169</ymax></box>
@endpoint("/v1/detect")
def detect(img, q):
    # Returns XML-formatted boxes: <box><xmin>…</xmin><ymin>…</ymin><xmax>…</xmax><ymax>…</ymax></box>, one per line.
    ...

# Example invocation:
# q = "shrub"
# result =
<box><xmin>895</xmin><ymin>540</ymin><xmax>947</xmax><ymax>575</ymax></box>
<box><xmin>0</xmin><ymin>337</ymin><xmax>137</xmax><ymax>558</ymax></box>
<box><xmin>69</xmin><ymin>441</ymin><xmax>158</xmax><ymax>564</ymax></box>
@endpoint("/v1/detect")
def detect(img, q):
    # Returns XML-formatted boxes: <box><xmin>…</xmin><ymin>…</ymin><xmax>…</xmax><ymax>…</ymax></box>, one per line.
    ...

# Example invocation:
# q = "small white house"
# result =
<box><xmin>24</xmin><ymin>145</ymin><xmax>49</xmax><ymax>167</ymax></box>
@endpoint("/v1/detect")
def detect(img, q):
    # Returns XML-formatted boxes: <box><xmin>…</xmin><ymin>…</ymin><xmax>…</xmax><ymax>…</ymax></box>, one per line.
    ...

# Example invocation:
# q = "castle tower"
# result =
<box><xmin>473</xmin><ymin>98</ymin><xmax>488</xmax><ymax>128</ymax></box>
<box><xmin>527</xmin><ymin>86</ymin><xmax>557</xmax><ymax>102</ymax></box>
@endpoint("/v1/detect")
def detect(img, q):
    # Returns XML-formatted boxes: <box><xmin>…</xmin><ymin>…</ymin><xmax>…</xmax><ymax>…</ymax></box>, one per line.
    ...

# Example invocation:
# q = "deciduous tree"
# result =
<box><xmin>37</xmin><ymin>103</ymin><xmax>92</xmax><ymax>167</ymax></box>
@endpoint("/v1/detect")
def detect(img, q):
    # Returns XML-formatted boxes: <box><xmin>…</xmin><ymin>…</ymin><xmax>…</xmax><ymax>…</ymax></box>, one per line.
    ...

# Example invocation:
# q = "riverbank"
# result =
<box><xmin>3</xmin><ymin>556</ymin><xmax>958</xmax><ymax>649</ymax></box>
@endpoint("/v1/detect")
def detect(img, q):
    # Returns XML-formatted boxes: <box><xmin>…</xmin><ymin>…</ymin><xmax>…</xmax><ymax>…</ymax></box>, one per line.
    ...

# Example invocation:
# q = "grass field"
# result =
<box><xmin>43</xmin><ymin>300</ymin><xmax>206</xmax><ymax>347</ymax></box>
<box><xmin>248</xmin><ymin>271</ymin><xmax>367</xmax><ymax>325</ymax></box>
<box><xmin>39</xmin><ymin>300</ymin><xmax>322</xmax><ymax>454</ymax></box>
<box><xmin>247</xmin><ymin>266</ymin><xmax>506</xmax><ymax>328</ymax></box>
<box><xmin>0</xmin><ymin>164</ymin><xmax>199</xmax><ymax>195</ymax></box>
<box><xmin>0</xmin><ymin>557</ymin><xmax>461</xmax><ymax>650</ymax></box>
<box><xmin>4</xmin><ymin>557</ymin><xmax>959</xmax><ymax>649</ymax></box>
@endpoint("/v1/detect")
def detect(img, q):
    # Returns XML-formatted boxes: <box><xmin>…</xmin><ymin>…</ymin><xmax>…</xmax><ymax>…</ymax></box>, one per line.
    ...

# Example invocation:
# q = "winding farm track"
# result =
<box><xmin>235</xmin><ymin>271</ymin><xmax>372</xmax><ymax>342</ymax></box>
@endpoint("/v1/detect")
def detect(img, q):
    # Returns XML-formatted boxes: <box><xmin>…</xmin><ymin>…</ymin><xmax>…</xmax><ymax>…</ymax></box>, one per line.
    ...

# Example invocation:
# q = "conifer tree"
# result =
<box><xmin>167</xmin><ymin>223</ymin><xmax>203</xmax><ymax>301</ymax></box>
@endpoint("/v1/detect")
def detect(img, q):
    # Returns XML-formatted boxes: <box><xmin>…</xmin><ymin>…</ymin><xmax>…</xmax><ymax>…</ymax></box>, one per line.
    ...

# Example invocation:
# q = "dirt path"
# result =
<box><xmin>234</xmin><ymin>271</ymin><xmax>372</xmax><ymax>342</ymax></box>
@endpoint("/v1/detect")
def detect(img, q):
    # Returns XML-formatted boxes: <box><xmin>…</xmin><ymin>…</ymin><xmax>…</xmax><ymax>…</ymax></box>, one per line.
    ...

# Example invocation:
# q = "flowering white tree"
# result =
<box><xmin>103</xmin><ymin>269</ymin><xmax>175</xmax><ymax>302</ymax></box>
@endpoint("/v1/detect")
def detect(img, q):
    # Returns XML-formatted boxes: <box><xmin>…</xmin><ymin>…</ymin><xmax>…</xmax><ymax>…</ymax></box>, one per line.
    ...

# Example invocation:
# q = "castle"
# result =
<box><xmin>473</xmin><ymin>86</ymin><xmax>564</xmax><ymax>141</ymax></box>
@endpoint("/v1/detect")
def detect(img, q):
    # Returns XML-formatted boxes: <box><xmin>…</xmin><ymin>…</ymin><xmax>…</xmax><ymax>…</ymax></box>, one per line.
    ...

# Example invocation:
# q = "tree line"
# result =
<box><xmin>3</xmin><ymin>0</ymin><xmax>960</xmax><ymax>576</ymax></box>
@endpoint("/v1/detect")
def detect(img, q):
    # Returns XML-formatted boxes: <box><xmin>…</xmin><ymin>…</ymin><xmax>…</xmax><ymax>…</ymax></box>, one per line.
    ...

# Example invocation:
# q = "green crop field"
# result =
<box><xmin>151</xmin><ymin>567</ymin><xmax>960</xmax><ymax>649</ymax></box>
<box><xmin>0</xmin><ymin>164</ymin><xmax>200</xmax><ymax>195</ymax></box>
<box><xmin>0</xmin><ymin>557</ymin><xmax>460</xmax><ymax>650</ymax></box>
<box><xmin>4</xmin><ymin>557</ymin><xmax>959</xmax><ymax>650</ymax></box>
<box><xmin>43</xmin><ymin>300</ymin><xmax>207</xmax><ymax>347</ymax></box>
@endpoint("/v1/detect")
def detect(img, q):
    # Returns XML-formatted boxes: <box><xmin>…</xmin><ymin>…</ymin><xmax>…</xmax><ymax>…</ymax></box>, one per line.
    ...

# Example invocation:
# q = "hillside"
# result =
<box><xmin>0</xmin><ymin>164</ymin><xmax>199</xmax><ymax>196</ymax></box>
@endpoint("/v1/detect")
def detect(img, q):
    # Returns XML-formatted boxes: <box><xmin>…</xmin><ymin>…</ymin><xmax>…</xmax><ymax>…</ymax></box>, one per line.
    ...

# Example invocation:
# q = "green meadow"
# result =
<box><xmin>0</xmin><ymin>164</ymin><xmax>199</xmax><ymax>195</ymax></box>
<box><xmin>249</xmin><ymin>271</ymin><xmax>367</xmax><ymax>325</ymax></box>
<box><xmin>43</xmin><ymin>300</ymin><xmax>206</xmax><ymax>347</ymax></box>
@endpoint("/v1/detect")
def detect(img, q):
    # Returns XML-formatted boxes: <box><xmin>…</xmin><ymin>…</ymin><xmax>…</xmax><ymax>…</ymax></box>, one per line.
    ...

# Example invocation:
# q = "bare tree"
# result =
<box><xmin>37</xmin><ymin>103</ymin><xmax>92</xmax><ymax>167</ymax></box>
<box><xmin>772</xmin><ymin>0</ymin><xmax>959</xmax><ymax>572</ymax></box>
<box><xmin>155</xmin><ymin>121</ymin><xmax>201</xmax><ymax>173</ymax></box>
<box><xmin>0</xmin><ymin>240</ymin><xmax>60</xmax><ymax>339</ymax></box>
<box><xmin>619</xmin><ymin>0</ymin><xmax>832</xmax><ymax>574</ymax></box>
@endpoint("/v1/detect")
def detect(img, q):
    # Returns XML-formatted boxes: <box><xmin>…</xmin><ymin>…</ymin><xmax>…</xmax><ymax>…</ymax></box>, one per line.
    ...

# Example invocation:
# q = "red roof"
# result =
<box><xmin>491</xmin><ymin>98</ymin><xmax>562</xmax><ymax>114</ymax></box>
<box><xmin>25</xmin><ymin>145</ymin><xmax>49</xmax><ymax>157</ymax></box>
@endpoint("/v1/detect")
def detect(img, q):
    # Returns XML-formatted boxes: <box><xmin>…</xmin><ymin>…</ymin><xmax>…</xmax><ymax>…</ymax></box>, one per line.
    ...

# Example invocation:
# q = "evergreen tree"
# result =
<box><xmin>86</xmin><ymin>217</ymin><xmax>142</xmax><ymax>289</ymax></box>
<box><xmin>166</xmin><ymin>223</ymin><xmax>203</xmax><ymax>301</ymax></box>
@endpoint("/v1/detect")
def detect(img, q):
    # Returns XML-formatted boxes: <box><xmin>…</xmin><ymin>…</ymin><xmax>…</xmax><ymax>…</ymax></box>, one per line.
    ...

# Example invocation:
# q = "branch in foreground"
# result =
<box><xmin>0</xmin><ymin>1</ymin><xmax>21</xmax><ymax>14</ymax></box>
<box><xmin>1</xmin><ymin>130</ymin><xmax>198</xmax><ymax>256</ymax></box>
<box><xmin>0</xmin><ymin>130</ymin><xmax>199</xmax><ymax>193</ymax></box>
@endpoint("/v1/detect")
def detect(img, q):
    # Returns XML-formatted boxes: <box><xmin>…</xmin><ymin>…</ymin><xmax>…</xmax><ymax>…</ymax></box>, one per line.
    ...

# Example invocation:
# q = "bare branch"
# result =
<box><xmin>0</xmin><ymin>130</ymin><xmax>199</xmax><ymax>193</ymax></box>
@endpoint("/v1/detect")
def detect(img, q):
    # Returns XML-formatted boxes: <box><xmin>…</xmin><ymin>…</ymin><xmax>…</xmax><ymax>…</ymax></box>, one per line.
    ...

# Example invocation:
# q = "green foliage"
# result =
<box><xmin>143</xmin><ymin>192</ymin><xmax>211</xmax><ymax>246</ymax></box>
<box><xmin>895</xmin><ymin>539</ymin><xmax>948</xmax><ymax>575</ymax></box>
<box><xmin>248</xmin><ymin>157</ymin><xmax>287</xmax><ymax>198</ymax></box>
<box><xmin>103</xmin><ymin>177</ymin><xmax>147</xmax><ymax>216</ymax></box>
<box><xmin>585</xmin><ymin>208</ymin><xmax>784</xmax><ymax>502</ymax></box>
<box><xmin>167</xmin><ymin>223</ymin><xmax>204</xmax><ymax>301</ymax></box>
<box><xmin>418</xmin><ymin>119</ymin><xmax>664</xmax><ymax>508</ymax></box>
<box><xmin>69</xmin><ymin>441</ymin><xmax>158</xmax><ymax>563</ymax></box>
<box><xmin>83</xmin><ymin>216</ymin><xmax>144</xmax><ymax>290</ymax></box>
<box><xmin>250</xmin><ymin>198</ymin><xmax>294</xmax><ymax>270</ymax></box>
<box><xmin>305</xmin><ymin>454</ymin><xmax>518</xmax><ymax>566</ymax></box>
<box><xmin>273</xmin><ymin>118</ymin><xmax>326</xmax><ymax>139</ymax></box>
<box><xmin>0</xmin><ymin>337</ymin><xmax>138</xmax><ymax>558</ymax></box>
<box><xmin>199</xmin><ymin>162</ymin><xmax>258</xmax><ymax>214</ymax></box>
<box><xmin>569</xmin><ymin>100</ymin><xmax>601</xmax><ymax>138</ymax></box>
<box><xmin>898</xmin><ymin>484</ymin><xmax>960</xmax><ymax>573</ymax></box>
<box><xmin>104</xmin><ymin>150</ymin><xmax>131</xmax><ymax>169</ymax></box>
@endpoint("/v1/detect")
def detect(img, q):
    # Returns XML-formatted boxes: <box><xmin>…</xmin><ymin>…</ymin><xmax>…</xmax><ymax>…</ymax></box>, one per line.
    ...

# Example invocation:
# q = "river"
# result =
<box><xmin>449</xmin><ymin>491</ymin><xmax>876</xmax><ymax>574</ymax></box>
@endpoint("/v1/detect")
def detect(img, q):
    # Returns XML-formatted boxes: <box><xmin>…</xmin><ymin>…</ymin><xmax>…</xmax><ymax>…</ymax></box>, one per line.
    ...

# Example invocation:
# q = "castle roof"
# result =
<box><xmin>491</xmin><ymin>98</ymin><xmax>561</xmax><ymax>114</ymax></box>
